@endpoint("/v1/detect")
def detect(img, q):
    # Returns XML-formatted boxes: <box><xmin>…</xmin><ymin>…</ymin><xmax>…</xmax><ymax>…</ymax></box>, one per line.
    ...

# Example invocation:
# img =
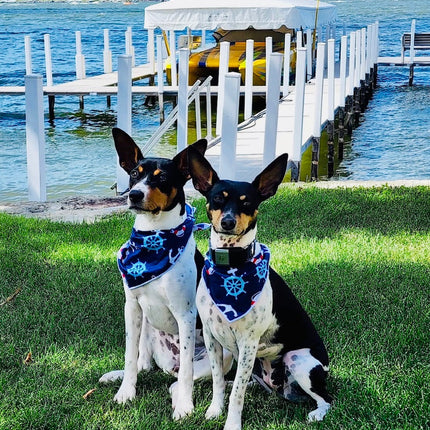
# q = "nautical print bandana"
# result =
<box><xmin>203</xmin><ymin>243</ymin><xmax>270</xmax><ymax>322</ymax></box>
<box><xmin>118</xmin><ymin>204</ymin><xmax>209</xmax><ymax>289</ymax></box>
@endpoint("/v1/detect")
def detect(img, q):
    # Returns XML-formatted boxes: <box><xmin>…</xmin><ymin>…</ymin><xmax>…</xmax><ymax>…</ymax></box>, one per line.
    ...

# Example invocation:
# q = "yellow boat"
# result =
<box><xmin>167</xmin><ymin>27</ymin><xmax>297</xmax><ymax>86</ymax></box>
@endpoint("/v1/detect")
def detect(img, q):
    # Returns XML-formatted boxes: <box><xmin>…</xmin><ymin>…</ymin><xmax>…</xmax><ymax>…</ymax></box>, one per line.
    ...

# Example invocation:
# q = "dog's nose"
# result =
<box><xmin>129</xmin><ymin>189</ymin><xmax>144</xmax><ymax>204</ymax></box>
<box><xmin>221</xmin><ymin>214</ymin><xmax>236</xmax><ymax>231</ymax></box>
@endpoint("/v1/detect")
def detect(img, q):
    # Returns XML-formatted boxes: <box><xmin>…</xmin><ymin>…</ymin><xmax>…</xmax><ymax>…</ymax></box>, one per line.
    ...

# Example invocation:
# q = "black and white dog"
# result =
<box><xmin>100</xmin><ymin>128</ymin><xmax>211</xmax><ymax>419</ymax></box>
<box><xmin>187</xmin><ymin>148</ymin><xmax>332</xmax><ymax>429</ymax></box>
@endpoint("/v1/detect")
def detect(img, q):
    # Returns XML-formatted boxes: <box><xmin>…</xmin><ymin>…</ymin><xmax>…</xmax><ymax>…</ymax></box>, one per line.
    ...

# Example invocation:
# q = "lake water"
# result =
<box><xmin>0</xmin><ymin>0</ymin><xmax>429</xmax><ymax>201</ymax></box>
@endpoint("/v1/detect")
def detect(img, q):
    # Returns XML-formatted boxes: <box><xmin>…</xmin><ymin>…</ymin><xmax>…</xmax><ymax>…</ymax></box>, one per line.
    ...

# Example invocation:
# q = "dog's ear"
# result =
<box><xmin>187</xmin><ymin>146</ymin><xmax>219</xmax><ymax>195</ymax></box>
<box><xmin>112</xmin><ymin>128</ymin><xmax>144</xmax><ymax>174</ymax></box>
<box><xmin>172</xmin><ymin>139</ymin><xmax>208</xmax><ymax>182</ymax></box>
<box><xmin>252</xmin><ymin>153</ymin><xmax>288</xmax><ymax>202</ymax></box>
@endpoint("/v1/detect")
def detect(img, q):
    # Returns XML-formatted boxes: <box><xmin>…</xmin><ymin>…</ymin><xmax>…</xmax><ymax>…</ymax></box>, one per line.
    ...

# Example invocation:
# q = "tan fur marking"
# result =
<box><xmin>138</xmin><ymin>165</ymin><xmax>144</xmax><ymax>173</ymax></box>
<box><xmin>240</xmin><ymin>195</ymin><xmax>246</xmax><ymax>201</ymax></box>
<box><xmin>153</xmin><ymin>168</ymin><xmax>161</xmax><ymax>176</ymax></box>
<box><xmin>143</xmin><ymin>187</ymin><xmax>169</xmax><ymax>212</ymax></box>
<box><xmin>223</xmin><ymin>191</ymin><xmax>229</xmax><ymax>197</ymax></box>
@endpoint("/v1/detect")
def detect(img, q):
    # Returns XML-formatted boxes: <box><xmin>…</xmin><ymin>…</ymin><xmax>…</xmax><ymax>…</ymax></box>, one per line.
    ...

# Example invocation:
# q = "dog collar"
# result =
<box><xmin>118</xmin><ymin>204</ymin><xmax>207</xmax><ymax>289</ymax></box>
<box><xmin>203</xmin><ymin>243</ymin><xmax>270</xmax><ymax>322</ymax></box>
<box><xmin>209</xmin><ymin>241</ymin><xmax>255</xmax><ymax>267</ymax></box>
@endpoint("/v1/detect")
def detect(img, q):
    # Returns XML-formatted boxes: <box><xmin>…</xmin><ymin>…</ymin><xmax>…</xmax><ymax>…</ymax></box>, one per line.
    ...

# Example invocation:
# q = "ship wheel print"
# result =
<box><xmin>142</xmin><ymin>231</ymin><xmax>165</xmax><ymax>253</ymax></box>
<box><xmin>127</xmin><ymin>260</ymin><xmax>147</xmax><ymax>279</ymax></box>
<box><xmin>222</xmin><ymin>274</ymin><xmax>246</xmax><ymax>299</ymax></box>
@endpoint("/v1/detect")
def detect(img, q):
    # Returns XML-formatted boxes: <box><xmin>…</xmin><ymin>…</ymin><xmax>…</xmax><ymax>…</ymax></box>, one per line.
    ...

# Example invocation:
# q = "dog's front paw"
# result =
<box><xmin>224</xmin><ymin>416</ymin><xmax>242</xmax><ymax>430</ymax></box>
<box><xmin>205</xmin><ymin>402</ymin><xmax>223</xmax><ymax>420</ymax></box>
<box><xmin>99</xmin><ymin>370</ymin><xmax>124</xmax><ymax>384</ymax></box>
<box><xmin>113</xmin><ymin>384</ymin><xmax>136</xmax><ymax>404</ymax></box>
<box><xmin>172</xmin><ymin>400</ymin><xmax>194</xmax><ymax>420</ymax></box>
<box><xmin>307</xmin><ymin>404</ymin><xmax>330</xmax><ymax>422</ymax></box>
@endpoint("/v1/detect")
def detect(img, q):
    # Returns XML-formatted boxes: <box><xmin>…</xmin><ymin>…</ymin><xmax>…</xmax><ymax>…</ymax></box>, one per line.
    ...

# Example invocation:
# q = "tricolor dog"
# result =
<box><xmin>99</xmin><ymin>128</ymin><xmax>208</xmax><ymax>419</ymax></box>
<box><xmin>187</xmin><ymin>148</ymin><xmax>332</xmax><ymax>429</ymax></box>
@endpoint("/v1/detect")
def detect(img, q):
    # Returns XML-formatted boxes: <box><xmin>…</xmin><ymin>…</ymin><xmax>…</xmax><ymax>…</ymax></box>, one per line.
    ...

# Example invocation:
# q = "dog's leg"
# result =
<box><xmin>224</xmin><ymin>339</ymin><xmax>259</xmax><ymax>430</ymax></box>
<box><xmin>284</xmin><ymin>349</ymin><xmax>331</xmax><ymax>422</ymax></box>
<box><xmin>171</xmin><ymin>315</ymin><xmax>195</xmax><ymax>419</ymax></box>
<box><xmin>114</xmin><ymin>297</ymin><xmax>142</xmax><ymax>404</ymax></box>
<box><xmin>204</xmin><ymin>328</ymin><xmax>226</xmax><ymax>420</ymax></box>
<box><xmin>137</xmin><ymin>316</ymin><xmax>153</xmax><ymax>372</ymax></box>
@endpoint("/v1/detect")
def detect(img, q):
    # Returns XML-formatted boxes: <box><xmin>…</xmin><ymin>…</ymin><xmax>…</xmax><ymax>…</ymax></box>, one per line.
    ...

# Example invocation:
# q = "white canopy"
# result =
<box><xmin>144</xmin><ymin>0</ymin><xmax>337</xmax><ymax>31</ymax></box>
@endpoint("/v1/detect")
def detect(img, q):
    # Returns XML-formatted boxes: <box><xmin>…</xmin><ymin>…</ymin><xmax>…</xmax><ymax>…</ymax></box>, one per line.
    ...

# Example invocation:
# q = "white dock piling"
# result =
<box><xmin>24</xmin><ymin>36</ymin><xmax>32</xmax><ymax>75</ymax></box>
<box><xmin>116</xmin><ymin>54</ymin><xmax>133</xmax><ymax>193</ymax></box>
<box><xmin>25</xmin><ymin>75</ymin><xmax>46</xmax><ymax>202</ymax></box>
<box><xmin>148</xmin><ymin>29</ymin><xmax>155</xmax><ymax>74</ymax></box>
<box><xmin>263</xmin><ymin>53</ymin><xmax>283</xmax><ymax>168</ymax></box>
<box><xmin>169</xmin><ymin>31</ymin><xmax>177</xmax><ymax>87</ymax></box>
<box><xmin>348</xmin><ymin>31</ymin><xmax>356</xmax><ymax>97</ymax></box>
<box><xmin>216</xmin><ymin>41</ymin><xmax>230</xmax><ymax>136</ymax></box>
<box><xmin>156</xmin><ymin>35</ymin><xmax>165</xmax><ymax>122</ymax></box>
<box><xmin>291</xmin><ymin>47</ymin><xmax>307</xmax><ymax>181</ymax></box>
<box><xmin>103</xmin><ymin>29</ymin><xmax>112</xmax><ymax>74</ymax></box>
<box><xmin>409</xmin><ymin>19</ymin><xmax>416</xmax><ymax>63</ymax></box>
<box><xmin>282</xmin><ymin>33</ymin><xmax>291</xmax><ymax>97</ymax></box>
<box><xmin>311</xmin><ymin>42</ymin><xmax>326</xmax><ymax>180</ymax></box>
<box><xmin>312</xmin><ymin>43</ymin><xmax>326</xmax><ymax>138</ymax></box>
<box><xmin>126</xmin><ymin>27</ymin><xmax>136</xmax><ymax>67</ymax></box>
<box><xmin>75</xmin><ymin>31</ymin><xmax>86</xmax><ymax>80</ymax></box>
<box><xmin>177</xmin><ymin>48</ymin><xmax>189</xmax><ymax>152</ymax></box>
<box><xmin>327</xmin><ymin>39</ymin><xmax>335</xmax><ymax>122</ymax></box>
<box><xmin>354</xmin><ymin>30</ymin><xmax>361</xmax><ymax>88</ymax></box>
<box><xmin>219</xmin><ymin>72</ymin><xmax>241</xmax><ymax>180</ymax></box>
<box><xmin>244</xmin><ymin>39</ymin><xmax>254</xmax><ymax>120</ymax></box>
<box><xmin>339</xmin><ymin>35</ymin><xmax>348</xmax><ymax>106</ymax></box>
<box><xmin>44</xmin><ymin>34</ymin><xmax>53</xmax><ymax>87</ymax></box>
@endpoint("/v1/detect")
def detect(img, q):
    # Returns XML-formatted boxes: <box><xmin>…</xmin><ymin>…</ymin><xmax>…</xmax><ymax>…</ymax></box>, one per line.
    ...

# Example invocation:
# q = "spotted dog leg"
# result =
<box><xmin>284</xmin><ymin>349</ymin><xmax>331</xmax><ymax>422</ymax></box>
<box><xmin>114</xmin><ymin>297</ymin><xmax>142</xmax><ymax>403</ymax></box>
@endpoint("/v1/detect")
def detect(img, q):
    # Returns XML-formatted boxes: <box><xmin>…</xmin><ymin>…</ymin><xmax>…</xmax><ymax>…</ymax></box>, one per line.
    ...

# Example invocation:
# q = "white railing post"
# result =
<box><xmin>156</xmin><ymin>35</ymin><xmax>164</xmax><ymax>93</ymax></box>
<box><xmin>219</xmin><ymin>72</ymin><xmax>241</xmax><ymax>180</ymax></box>
<box><xmin>216</xmin><ymin>41</ymin><xmax>230</xmax><ymax>136</ymax></box>
<box><xmin>169</xmin><ymin>30</ymin><xmax>178</xmax><ymax>87</ymax></box>
<box><xmin>75</xmin><ymin>31</ymin><xmax>86</xmax><ymax>80</ymax></box>
<box><xmin>103</xmin><ymin>29</ymin><xmax>112</xmax><ymax>74</ymax></box>
<box><xmin>116</xmin><ymin>54</ymin><xmax>133</xmax><ymax>193</ymax></box>
<box><xmin>265</xmin><ymin>36</ymin><xmax>273</xmax><ymax>89</ymax></box>
<box><xmin>312</xmin><ymin>43</ymin><xmax>325</xmax><ymax>138</ymax></box>
<box><xmin>348</xmin><ymin>31</ymin><xmax>356</xmax><ymax>97</ymax></box>
<box><xmin>282</xmin><ymin>32</ymin><xmax>291</xmax><ymax>97</ymax></box>
<box><xmin>25</xmin><ymin>74</ymin><xmax>46</xmax><ymax>202</ymax></box>
<box><xmin>177</xmin><ymin>48</ymin><xmax>189</xmax><ymax>152</ymax></box>
<box><xmin>24</xmin><ymin>36</ymin><xmax>32</xmax><ymax>75</ymax></box>
<box><xmin>291</xmin><ymin>47</ymin><xmax>306</xmax><ymax>181</ymax></box>
<box><xmin>244</xmin><ymin>39</ymin><xmax>254</xmax><ymax>120</ymax></box>
<box><xmin>206</xmin><ymin>82</ymin><xmax>212</xmax><ymax>139</ymax></box>
<box><xmin>44</xmin><ymin>34</ymin><xmax>53</xmax><ymax>86</ymax></box>
<box><xmin>263</xmin><ymin>53</ymin><xmax>283</xmax><ymax>168</ymax></box>
<box><xmin>306</xmin><ymin>29</ymin><xmax>313</xmax><ymax>81</ymax></box>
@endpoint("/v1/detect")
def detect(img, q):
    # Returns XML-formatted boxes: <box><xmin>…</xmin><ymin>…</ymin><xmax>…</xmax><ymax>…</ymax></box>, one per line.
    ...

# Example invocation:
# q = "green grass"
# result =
<box><xmin>1</xmin><ymin>185</ymin><xmax>429</xmax><ymax>429</ymax></box>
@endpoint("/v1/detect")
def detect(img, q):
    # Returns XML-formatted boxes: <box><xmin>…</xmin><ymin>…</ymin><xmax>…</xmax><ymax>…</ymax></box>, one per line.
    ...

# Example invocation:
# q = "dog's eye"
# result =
<box><xmin>213</xmin><ymin>194</ymin><xmax>224</xmax><ymax>204</ymax></box>
<box><xmin>242</xmin><ymin>200</ymin><xmax>251</xmax><ymax>207</ymax></box>
<box><xmin>130</xmin><ymin>170</ymin><xmax>139</xmax><ymax>179</ymax></box>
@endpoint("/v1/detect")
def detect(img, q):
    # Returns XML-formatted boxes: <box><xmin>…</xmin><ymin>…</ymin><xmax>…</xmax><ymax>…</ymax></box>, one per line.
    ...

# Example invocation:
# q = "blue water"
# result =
<box><xmin>0</xmin><ymin>1</ymin><xmax>429</xmax><ymax>201</ymax></box>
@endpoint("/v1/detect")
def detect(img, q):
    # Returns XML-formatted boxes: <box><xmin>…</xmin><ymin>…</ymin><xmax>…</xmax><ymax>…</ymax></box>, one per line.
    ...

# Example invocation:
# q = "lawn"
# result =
<box><xmin>1</xmin><ymin>185</ymin><xmax>429</xmax><ymax>429</ymax></box>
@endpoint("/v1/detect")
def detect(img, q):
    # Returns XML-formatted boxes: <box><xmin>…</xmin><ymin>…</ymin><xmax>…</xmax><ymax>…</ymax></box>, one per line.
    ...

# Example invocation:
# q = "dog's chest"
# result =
<box><xmin>125</xmin><ymin>236</ymin><xmax>197</xmax><ymax>334</ymax></box>
<box><xmin>197</xmin><ymin>278</ymin><xmax>277</xmax><ymax>356</ymax></box>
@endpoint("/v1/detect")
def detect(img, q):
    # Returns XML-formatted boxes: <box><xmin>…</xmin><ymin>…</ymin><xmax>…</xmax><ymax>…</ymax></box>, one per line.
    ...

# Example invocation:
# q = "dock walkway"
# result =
<box><xmin>204</xmin><ymin>74</ymin><xmax>343</xmax><ymax>181</ymax></box>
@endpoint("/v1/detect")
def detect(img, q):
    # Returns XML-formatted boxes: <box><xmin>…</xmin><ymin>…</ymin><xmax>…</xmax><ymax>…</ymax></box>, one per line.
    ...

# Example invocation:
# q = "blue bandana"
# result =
<box><xmin>118</xmin><ymin>204</ymin><xmax>209</xmax><ymax>289</ymax></box>
<box><xmin>203</xmin><ymin>243</ymin><xmax>270</xmax><ymax>322</ymax></box>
